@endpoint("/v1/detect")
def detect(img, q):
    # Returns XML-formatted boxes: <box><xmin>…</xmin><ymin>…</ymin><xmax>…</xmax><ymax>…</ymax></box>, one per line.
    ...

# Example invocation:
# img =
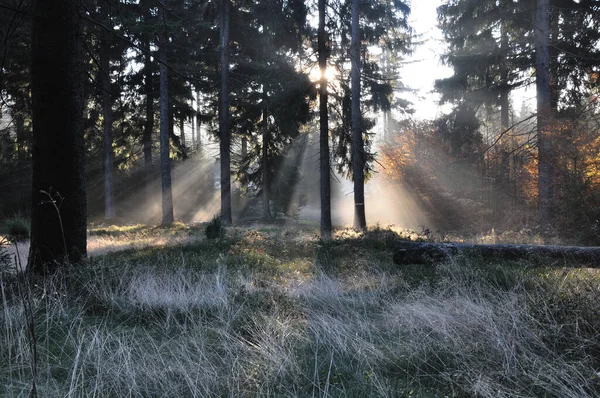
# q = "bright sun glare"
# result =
<box><xmin>308</xmin><ymin>65</ymin><xmax>337</xmax><ymax>83</ymax></box>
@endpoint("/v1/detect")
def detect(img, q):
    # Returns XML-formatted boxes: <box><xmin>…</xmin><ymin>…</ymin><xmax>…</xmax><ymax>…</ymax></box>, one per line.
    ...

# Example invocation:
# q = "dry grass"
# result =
<box><xmin>1</xmin><ymin>224</ymin><xmax>599</xmax><ymax>397</ymax></box>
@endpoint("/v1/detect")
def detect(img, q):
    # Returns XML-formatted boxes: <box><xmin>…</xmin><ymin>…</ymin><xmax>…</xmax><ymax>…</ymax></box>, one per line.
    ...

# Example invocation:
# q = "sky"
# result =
<box><xmin>398</xmin><ymin>0</ymin><xmax>453</xmax><ymax>120</ymax></box>
<box><xmin>399</xmin><ymin>0</ymin><xmax>537</xmax><ymax>120</ymax></box>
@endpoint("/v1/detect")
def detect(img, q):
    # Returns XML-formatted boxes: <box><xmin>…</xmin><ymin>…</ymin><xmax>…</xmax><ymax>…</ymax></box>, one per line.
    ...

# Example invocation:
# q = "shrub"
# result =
<box><xmin>0</xmin><ymin>237</ymin><xmax>10</xmax><ymax>270</ymax></box>
<box><xmin>4</xmin><ymin>214</ymin><xmax>29</xmax><ymax>242</ymax></box>
<box><xmin>205</xmin><ymin>216</ymin><xmax>224</xmax><ymax>240</ymax></box>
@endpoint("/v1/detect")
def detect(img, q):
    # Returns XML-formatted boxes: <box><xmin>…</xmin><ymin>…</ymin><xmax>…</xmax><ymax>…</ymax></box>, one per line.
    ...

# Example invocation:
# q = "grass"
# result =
<box><xmin>1</xmin><ymin>224</ymin><xmax>599</xmax><ymax>397</ymax></box>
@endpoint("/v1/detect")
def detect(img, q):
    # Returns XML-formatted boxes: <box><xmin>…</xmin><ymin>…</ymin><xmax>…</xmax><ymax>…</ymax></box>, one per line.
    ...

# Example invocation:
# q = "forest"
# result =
<box><xmin>1</xmin><ymin>0</ymin><xmax>600</xmax><ymax>396</ymax></box>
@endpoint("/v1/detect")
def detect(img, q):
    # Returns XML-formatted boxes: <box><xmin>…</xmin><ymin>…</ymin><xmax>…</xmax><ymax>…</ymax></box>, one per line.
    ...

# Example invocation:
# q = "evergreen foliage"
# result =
<box><xmin>205</xmin><ymin>215</ymin><xmax>224</xmax><ymax>240</ymax></box>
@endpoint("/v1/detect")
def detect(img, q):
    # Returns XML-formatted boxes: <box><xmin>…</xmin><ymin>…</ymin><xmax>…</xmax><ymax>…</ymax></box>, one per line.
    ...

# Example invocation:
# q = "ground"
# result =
<box><xmin>1</xmin><ymin>223</ymin><xmax>599</xmax><ymax>397</ymax></box>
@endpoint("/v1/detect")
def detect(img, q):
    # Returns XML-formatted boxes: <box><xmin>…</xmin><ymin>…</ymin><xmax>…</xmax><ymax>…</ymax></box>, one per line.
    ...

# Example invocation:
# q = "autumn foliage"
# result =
<box><xmin>379</xmin><ymin>113</ymin><xmax>600</xmax><ymax>244</ymax></box>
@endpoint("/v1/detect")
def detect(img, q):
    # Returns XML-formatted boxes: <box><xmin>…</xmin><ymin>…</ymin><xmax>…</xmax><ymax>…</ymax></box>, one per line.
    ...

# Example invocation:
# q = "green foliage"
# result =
<box><xmin>205</xmin><ymin>216</ymin><xmax>225</xmax><ymax>240</ymax></box>
<box><xmin>555</xmin><ymin>171</ymin><xmax>600</xmax><ymax>245</ymax></box>
<box><xmin>4</xmin><ymin>214</ymin><xmax>29</xmax><ymax>242</ymax></box>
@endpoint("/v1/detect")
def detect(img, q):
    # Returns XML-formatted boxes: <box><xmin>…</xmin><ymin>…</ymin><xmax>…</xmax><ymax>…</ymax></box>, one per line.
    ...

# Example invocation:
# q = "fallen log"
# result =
<box><xmin>393</xmin><ymin>241</ymin><xmax>600</xmax><ymax>267</ymax></box>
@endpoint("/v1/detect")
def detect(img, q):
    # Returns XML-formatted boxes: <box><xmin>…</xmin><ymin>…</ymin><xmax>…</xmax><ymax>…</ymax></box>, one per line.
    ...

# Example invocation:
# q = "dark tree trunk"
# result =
<box><xmin>14</xmin><ymin>108</ymin><xmax>26</xmax><ymax>162</ymax></box>
<box><xmin>262</xmin><ymin>107</ymin><xmax>271</xmax><ymax>220</ymax></box>
<box><xmin>180</xmin><ymin>118</ymin><xmax>185</xmax><ymax>149</ymax></box>
<box><xmin>143</xmin><ymin>36</ymin><xmax>154</xmax><ymax>191</ymax></box>
<box><xmin>241</xmin><ymin>137</ymin><xmax>247</xmax><ymax>158</ymax></box>
<box><xmin>496</xmin><ymin>14</ymin><xmax>510</xmax><ymax>219</ymax></box>
<box><xmin>549</xmin><ymin>6</ymin><xmax>560</xmax><ymax>114</ymax></box>
<box><xmin>29</xmin><ymin>0</ymin><xmax>87</xmax><ymax>273</ymax></box>
<box><xmin>393</xmin><ymin>241</ymin><xmax>600</xmax><ymax>268</ymax></box>
<box><xmin>382</xmin><ymin>51</ymin><xmax>391</xmax><ymax>141</ymax></box>
<box><xmin>535</xmin><ymin>0</ymin><xmax>553</xmax><ymax>225</ymax></box>
<box><xmin>159</xmin><ymin>1</ymin><xmax>174</xmax><ymax>225</ymax></box>
<box><xmin>219</xmin><ymin>0</ymin><xmax>232</xmax><ymax>224</ymax></box>
<box><xmin>100</xmin><ymin>36</ymin><xmax>115</xmax><ymax>221</ymax></box>
<box><xmin>318</xmin><ymin>0</ymin><xmax>332</xmax><ymax>239</ymax></box>
<box><xmin>351</xmin><ymin>0</ymin><xmax>366</xmax><ymax>230</ymax></box>
<box><xmin>191</xmin><ymin>96</ymin><xmax>196</xmax><ymax>149</ymax></box>
<box><xmin>196</xmin><ymin>88</ymin><xmax>202</xmax><ymax>148</ymax></box>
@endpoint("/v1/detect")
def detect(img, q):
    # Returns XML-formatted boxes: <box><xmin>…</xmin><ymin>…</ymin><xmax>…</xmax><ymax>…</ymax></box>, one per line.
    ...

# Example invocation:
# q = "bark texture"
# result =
<box><xmin>351</xmin><ymin>0</ymin><xmax>366</xmax><ymax>230</ymax></box>
<box><xmin>143</xmin><ymin>36</ymin><xmax>154</xmax><ymax>191</ymax></box>
<box><xmin>535</xmin><ymin>0</ymin><xmax>553</xmax><ymax>225</ymax></box>
<box><xmin>219</xmin><ymin>0</ymin><xmax>232</xmax><ymax>224</ymax></box>
<box><xmin>101</xmin><ymin>36</ymin><xmax>115</xmax><ymax>221</ymax></box>
<box><xmin>318</xmin><ymin>0</ymin><xmax>332</xmax><ymax>239</ymax></box>
<box><xmin>262</xmin><ymin>107</ymin><xmax>271</xmax><ymax>219</ymax></box>
<box><xmin>393</xmin><ymin>241</ymin><xmax>600</xmax><ymax>267</ymax></box>
<box><xmin>30</xmin><ymin>0</ymin><xmax>87</xmax><ymax>272</ymax></box>
<box><xmin>196</xmin><ymin>88</ymin><xmax>202</xmax><ymax>148</ymax></box>
<box><xmin>159</xmin><ymin>1</ymin><xmax>174</xmax><ymax>225</ymax></box>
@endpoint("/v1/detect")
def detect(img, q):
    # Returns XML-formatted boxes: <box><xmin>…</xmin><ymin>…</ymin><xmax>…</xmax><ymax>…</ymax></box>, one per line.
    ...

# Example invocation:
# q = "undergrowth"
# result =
<box><xmin>1</xmin><ymin>225</ymin><xmax>599</xmax><ymax>397</ymax></box>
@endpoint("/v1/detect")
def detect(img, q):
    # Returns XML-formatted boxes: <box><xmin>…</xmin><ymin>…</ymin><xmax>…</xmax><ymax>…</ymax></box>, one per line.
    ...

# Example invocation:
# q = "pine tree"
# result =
<box><xmin>219</xmin><ymin>0</ymin><xmax>232</xmax><ymax>224</ymax></box>
<box><xmin>158</xmin><ymin>0</ymin><xmax>174</xmax><ymax>225</ymax></box>
<box><xmin>350</xmin><ymin>0</ymin><xmax>366</xmax><ymax>230</ymax></box>
<box><xmin>29</xmin><ymin>0</ymin><xmax>87</xmax><ymax>272</ymax></box>
<box><xmin>536</xmin><ymin>0</ymin><xmax>553</xmax><ymax>225</ymax></box>
<box><xmin>99</xmin><ymin>5</ymin><xmax>115</xmax><ymax>221</ymax></box>
<box><xmin>318</xmin><ymin>0</ymin><xmax>332</xmax><ymax>238</ymax></box>
<box><xmin>324</xmin><ymin>0</ymin><xmax>410</xmax><ymax>229</ymax></box>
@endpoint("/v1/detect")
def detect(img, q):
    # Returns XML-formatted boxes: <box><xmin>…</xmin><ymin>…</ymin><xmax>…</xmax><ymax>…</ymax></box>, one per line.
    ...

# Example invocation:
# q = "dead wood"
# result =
<box><xmin>393</xmin><ymin>241</ymin><xmax>600</xmax><ymax>267</ymax></box>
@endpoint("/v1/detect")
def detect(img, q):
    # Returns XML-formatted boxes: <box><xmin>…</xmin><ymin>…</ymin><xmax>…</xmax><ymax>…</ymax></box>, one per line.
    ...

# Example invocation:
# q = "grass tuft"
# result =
<box><xmin>4</xmin><ymin>215</ymin><xmax>29</xmax><ymax>242</ymax></box>
<box><xmin>1</xmin><ymin>224</ymin><xmax>599</xmax><ymax>396</ymax></box>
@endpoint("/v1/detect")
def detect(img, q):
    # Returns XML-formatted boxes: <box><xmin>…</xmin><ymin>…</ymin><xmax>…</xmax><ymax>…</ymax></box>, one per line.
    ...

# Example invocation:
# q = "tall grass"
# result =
<box><xmin>1</xmin><ymin>229</ymin><xmax>599</xmax><ymax>397</ymax></box>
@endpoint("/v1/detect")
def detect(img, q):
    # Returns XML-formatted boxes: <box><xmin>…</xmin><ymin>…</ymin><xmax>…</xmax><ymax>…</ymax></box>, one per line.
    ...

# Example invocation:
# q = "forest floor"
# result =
<box><xmin>1</xmin><ymin>223</ymin><xmax>600</xmax><ymax>397</ymax></box>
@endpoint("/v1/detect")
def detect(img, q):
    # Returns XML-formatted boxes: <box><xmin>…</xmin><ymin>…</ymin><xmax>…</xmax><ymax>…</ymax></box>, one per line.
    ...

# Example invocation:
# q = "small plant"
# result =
<box><xmin>4</xmin><ymin>214</ymin><xmax>30</xmax><ymax>242</ymax></box>
<box><xmin>205</xmin><ymin>216</ymin><xmax>225</xmax><ymax>240</ymax></box>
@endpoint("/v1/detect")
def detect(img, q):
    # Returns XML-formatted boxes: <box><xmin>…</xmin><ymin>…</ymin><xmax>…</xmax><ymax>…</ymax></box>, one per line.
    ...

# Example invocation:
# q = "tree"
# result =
<box><xmin>228</xmin><ymin>0</ymin><xmax>312</xmax><ymax>220</ymax></box>
<box><xmin>158</xmin><ymin>1</ymin><xmax>174</xmax><ymax>225</ymax></box>
<box><xmin>29</xmin><ymin>0</ymin><xmax>87</xmax><ymax>272</ymax></box>
<box><xmin>0</xmin><ymin>0</ymin><xmax>33</xmax><ymax>216</ymax></box>
<box><xmin>350</xmin><ymin>0</ymin><xmax>366</xmax><ymax>230</ymax></box>
<box><xmin>142</xmin><ymin>35</ymin><xmax>155</xmax><ymax>196</ymax></box>
<box><xmin>318</xmin><ymin>0</ymin><xmax>332</xmax><ymax>238</ymax></box>
<box><xmin>219</xmin><ymin>0</ymin><xmax>232</xmax><ymax>224</ymax></box>
<box><xmin>319</xmin><ymin>0</ymin><xmax>409</xmax><ymax>229</ymax></box>
<box><xmin>536</xmin><ymin>0</ymin><xmax>553</xmax><ymax>225</ymax></box>
<box><xmin>100</xmin><ymin>13</ymin><xmax>115</xmax><ymax>221</ymax></box>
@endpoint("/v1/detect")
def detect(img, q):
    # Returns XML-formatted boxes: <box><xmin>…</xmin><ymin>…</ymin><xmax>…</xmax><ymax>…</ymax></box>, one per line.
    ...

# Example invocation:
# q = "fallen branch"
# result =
<box><xmin>393</xmin><ymin>241</ymin><xmax>600</xmax><ymax>267</ymax></box>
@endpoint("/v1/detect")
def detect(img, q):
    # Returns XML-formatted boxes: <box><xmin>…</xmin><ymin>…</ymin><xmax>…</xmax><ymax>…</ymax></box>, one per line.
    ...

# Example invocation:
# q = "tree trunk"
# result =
<box><xmin>382</xmin><ymin>50</ymin><xmax>390</xmax><ymax>141</ymax></box>
<box><xmin>242</xmin><ymin>137</ymin><xmax>247</xmax><ymax>158</ymax></box>
<box><xmin>196</xmin><ymin>88</ymin><xmax>202</xmax><ymax>148</ymax></box>
<box><xmin>535</xmin><ymin>0</ymin><xmax>553</xmax><ymax>225</ymax></box>
<box><xmin>318</xmin><ymin>0</ymin><xmax>332</xmax><ymax>239</ymax></box>
<box><xmin>262</xmin><ymin>106</ymin><xmax>271</xmax><ymax>220</ymax></box>
<box><xmin>143</xmin><ymin>36</ymin><xmax>154</xmax><ymax>193</ymax></box>
<box><xmin>351</xmin><ymin>0</ymin><xmax>366</xmax><ymax>230</ymax></box>
<box><xmin>219</xmin><ymin>0</ymin><xmax>232</xmax><ymax>224</ymax></box>
<box><xmin>29</xmin><ymin>0</ymin><xmax>87</xmax><ymax>273</ymax></box>
<box><xmin>393</xmin><ymin>241</ymin><xmax>600</xmax><ymax>267</ymax></box>
<box><xmin>549</xmin><ymin>6</ymin><xmax>560</xmax><ymax>114</ymax></box>
<box><xmin>191</xmin><ymin>96</ymin><xmax>196</xmax><ymax>149</ymax></box>
<box><xmin>14</xmin><ymin>109</ymin><xmax>26</xmax><ymax>162</ymax></box>
<box><xmin>100</xmin><ymin>36</ymin><xmax>115</xmax><ymax>221</ymax></box>
<box><xmin>180</xmin><ymin>117</ymin><xmax>185</xmax><ymax>149</ymax></box>
<box><xmin>496</xmin><ymin>14</ymin><xmax>510</xmax><ymax>220</ymax></box>
<box><xmin>159</xmin><ymin>1</ymin><xmax>174</xmax><ymax>225</ymax></box>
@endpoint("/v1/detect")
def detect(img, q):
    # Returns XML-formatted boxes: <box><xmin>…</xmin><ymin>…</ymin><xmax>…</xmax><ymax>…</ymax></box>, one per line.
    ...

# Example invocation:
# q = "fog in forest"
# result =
<box><xmin>96</xmin><ymin>129</ymin><xmax>431</xmax><ymax>230</ymax></box>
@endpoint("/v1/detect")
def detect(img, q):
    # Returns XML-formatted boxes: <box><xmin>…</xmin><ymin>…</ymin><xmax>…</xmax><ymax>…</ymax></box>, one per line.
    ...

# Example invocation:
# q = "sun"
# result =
<box><xmin>308</xmin><ymin>65</ymin><xmax>338</xmax><ymax>83</ymax></box>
